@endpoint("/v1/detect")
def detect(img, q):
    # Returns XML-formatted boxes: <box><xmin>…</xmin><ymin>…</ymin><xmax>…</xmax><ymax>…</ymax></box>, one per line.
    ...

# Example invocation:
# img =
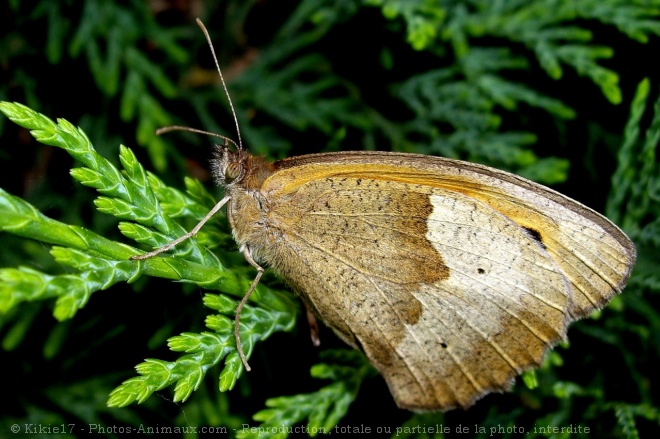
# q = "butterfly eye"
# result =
<box><xmin>225</xmin><ymin>162</ymin><xmax>242</xmax><ymax>183</ymax></box>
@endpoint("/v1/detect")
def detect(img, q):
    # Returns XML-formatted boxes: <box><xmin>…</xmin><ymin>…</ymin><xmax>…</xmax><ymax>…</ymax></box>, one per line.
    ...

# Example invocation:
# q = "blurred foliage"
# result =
<box><xmin>1</xmin><ymin>0</ymin><xmax>659</xmax><ymax>438</ymax></box>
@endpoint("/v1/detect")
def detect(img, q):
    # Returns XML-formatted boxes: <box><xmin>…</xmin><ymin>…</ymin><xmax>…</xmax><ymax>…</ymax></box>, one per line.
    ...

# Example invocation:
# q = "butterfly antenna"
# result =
<box><xmin>155</xmin><ymin>125</ymin><xmax>240</xmax><ymax>150</ymax></box>
<box><xmin>196</xmin><ymin>18</ymin><xmax>243</xmax><ymax>151</ymax></box>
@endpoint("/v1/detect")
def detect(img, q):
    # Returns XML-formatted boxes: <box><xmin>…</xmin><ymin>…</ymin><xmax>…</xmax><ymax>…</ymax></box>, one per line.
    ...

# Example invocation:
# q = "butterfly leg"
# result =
<box><xmin>305</xmin><ymin>305</ymin><xmax>321</xmax><ymax>347</ymax></box>
<box><xmin>130</xmin><ymin>195</ymin><xmax>231</xmax><ymax>260</ymax></box>
<box><xmin>234</xmin><ymin>245</ymin><xmax>264</xmax><ymax>372</ymax></box>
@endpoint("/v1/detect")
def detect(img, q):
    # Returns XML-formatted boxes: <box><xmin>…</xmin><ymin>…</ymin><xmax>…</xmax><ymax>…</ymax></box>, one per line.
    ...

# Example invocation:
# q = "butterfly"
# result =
<box><xmin>133</xmin><ymin>19</ymin><xmax>636</xmax><ymax>411</ymax></box>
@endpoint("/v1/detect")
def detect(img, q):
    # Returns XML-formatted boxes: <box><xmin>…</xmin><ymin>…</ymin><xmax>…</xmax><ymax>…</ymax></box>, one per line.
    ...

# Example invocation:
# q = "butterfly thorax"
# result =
<box><xmin>214</xmin><ymin>148</ymin><xmax>283</xmax><ymax>265</ymax></box>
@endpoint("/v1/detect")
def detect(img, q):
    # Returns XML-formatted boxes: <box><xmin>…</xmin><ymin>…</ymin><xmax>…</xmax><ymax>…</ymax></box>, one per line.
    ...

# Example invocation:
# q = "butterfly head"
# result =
<box><xmin>211</xmin><ymin>145</ymin><xmax>275</xmax><ymax>192</ymax></box>
<box><xmin>211</xmin><ymin>144</ymin><xmax>247</xmax><ymax>187</ymax></box>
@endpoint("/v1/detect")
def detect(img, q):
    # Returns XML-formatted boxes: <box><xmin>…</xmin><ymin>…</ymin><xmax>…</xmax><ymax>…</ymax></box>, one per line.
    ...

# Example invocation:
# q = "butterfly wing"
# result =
<box><xmin>247</xmin><ymin>151</ymin><xmax>635</xmax><ymax>410</ymax></box>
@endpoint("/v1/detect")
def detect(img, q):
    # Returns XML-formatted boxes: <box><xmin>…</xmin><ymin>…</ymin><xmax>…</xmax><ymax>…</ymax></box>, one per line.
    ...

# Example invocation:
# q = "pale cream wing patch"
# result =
<box><xmin>456</xmin><ymin>184</ymin><xmax>633</xmax><ymax>319</ymax></box>
<box><xmin>263</xmin><ymin>177</ymin><xmax>572</xmax><ymax>410</ymax></box>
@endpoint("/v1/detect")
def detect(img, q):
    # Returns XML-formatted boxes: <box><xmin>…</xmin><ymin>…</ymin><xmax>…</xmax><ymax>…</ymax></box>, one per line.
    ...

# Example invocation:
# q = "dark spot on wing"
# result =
<box><xmin>523</xmin><ymin>226</ymin><xmax>546</xmax><ymax>250</ymax></box>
